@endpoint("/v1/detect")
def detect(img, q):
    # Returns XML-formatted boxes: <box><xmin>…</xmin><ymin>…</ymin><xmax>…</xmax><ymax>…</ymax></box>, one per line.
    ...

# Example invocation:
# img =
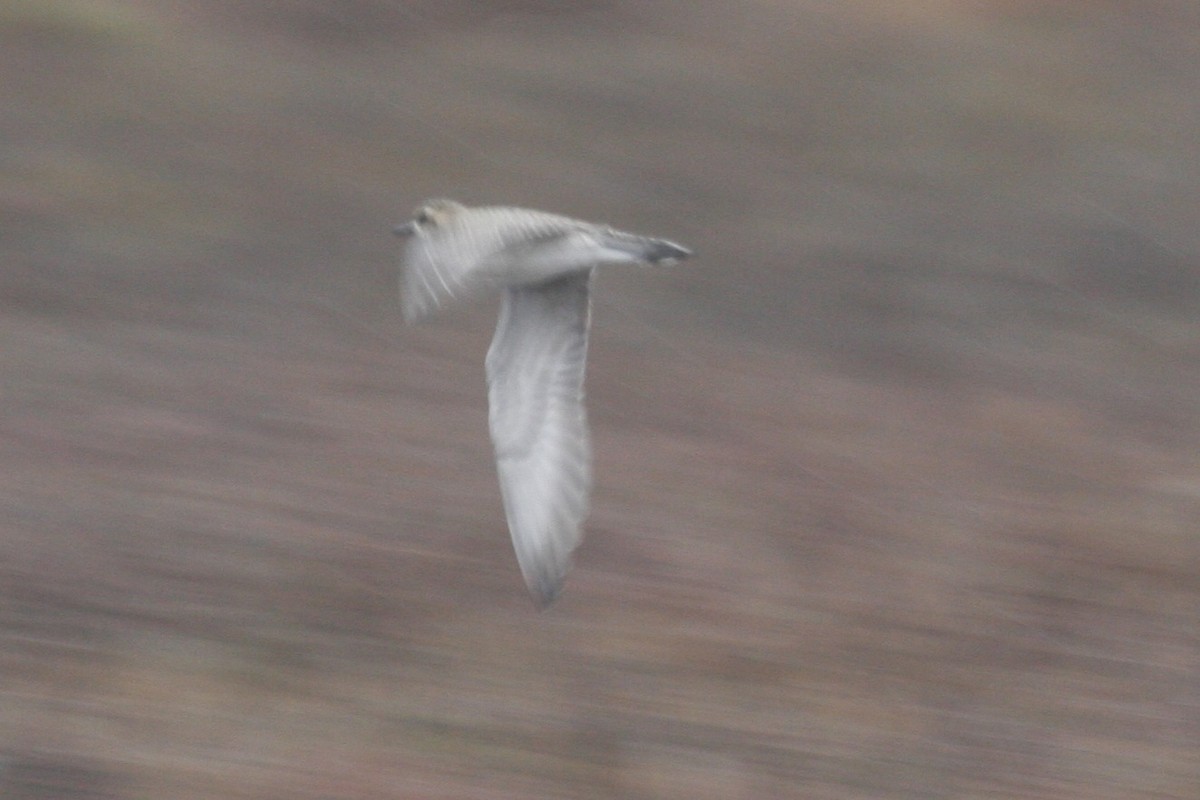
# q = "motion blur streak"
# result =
<box><xmin>0</xmin><ymin>2</ymin><xmax>1197</xmax><ymax>798</ymax></box>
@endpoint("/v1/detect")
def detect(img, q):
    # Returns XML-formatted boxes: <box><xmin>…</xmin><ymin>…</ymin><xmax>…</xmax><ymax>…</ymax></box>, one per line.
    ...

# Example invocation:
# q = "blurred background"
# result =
<box><xmin>2</xmin><ymin>2</ymin><xmax>1198</xmax><ymax>797</ymax></box>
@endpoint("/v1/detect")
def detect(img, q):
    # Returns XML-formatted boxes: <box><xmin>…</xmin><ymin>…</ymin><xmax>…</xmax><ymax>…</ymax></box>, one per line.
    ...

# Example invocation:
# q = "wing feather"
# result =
<box><xmin>485</xmin><ymin>272</ymin><xmax>592</xmax><ymax>605</ymax></box>
<box><xmin>401</xmin><ymin>207</ymin><xmax>580</xmax><ymax>322</ymax></box>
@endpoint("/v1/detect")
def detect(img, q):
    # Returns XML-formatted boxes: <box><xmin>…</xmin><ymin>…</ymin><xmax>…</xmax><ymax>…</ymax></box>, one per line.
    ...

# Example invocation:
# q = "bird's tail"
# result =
<box><xmin>597</xmin><ymin>229</ymin><xmax>692</xmax><ymax>264</ymax></box>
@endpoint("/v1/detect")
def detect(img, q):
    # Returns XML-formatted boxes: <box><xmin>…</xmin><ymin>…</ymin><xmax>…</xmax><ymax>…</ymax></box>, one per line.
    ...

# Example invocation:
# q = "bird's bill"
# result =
<box><xmin>392</xmin><ymin>221</ymin><xmax>416</xmax><ymax>237</ymax></box>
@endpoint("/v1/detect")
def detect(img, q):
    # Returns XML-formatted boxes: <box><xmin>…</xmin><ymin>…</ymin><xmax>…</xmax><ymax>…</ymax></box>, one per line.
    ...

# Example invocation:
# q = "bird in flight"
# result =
<box><xmin>395</xmin><ymin>199</ymin><xmax>691</xmax><ymax>606</ymax></box>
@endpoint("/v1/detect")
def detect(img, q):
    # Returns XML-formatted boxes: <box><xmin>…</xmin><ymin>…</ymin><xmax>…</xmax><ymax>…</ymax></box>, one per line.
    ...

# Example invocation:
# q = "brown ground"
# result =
<box><xmin>1</xmin><ymin>2</ymin><xmax>1198</xmax><ymax>798</ymax></box>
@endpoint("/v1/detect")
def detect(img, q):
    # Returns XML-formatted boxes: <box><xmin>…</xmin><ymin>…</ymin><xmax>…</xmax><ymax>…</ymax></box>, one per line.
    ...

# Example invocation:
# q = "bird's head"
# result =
<box><xmin>393</xmin><ymin>198</ymin><xmax>464</xmax><ymax>237</ymax></box>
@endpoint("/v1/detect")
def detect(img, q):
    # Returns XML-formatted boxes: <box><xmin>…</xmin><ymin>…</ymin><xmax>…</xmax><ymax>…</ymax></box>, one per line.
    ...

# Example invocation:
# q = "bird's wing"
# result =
<box><xmin>485</xmin><ymin>272</ymin><xmax>593</xmax><ymax>605</ymax></box>
<box><xmin>400</xmin><ymin>207</ymin><xmax>578</xmax><ymax>322</ymax></box>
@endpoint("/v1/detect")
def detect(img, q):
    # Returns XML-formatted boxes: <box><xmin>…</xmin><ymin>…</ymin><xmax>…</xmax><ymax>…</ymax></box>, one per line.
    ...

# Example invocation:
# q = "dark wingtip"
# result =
<box><xmin>526</xmin><ymin>567</ymin><xmax>567</xmax><ymax>609</ymax></box>
<box><xmin>531</xmin><ymin>579</ymin><xmax>564</xmax><ymax>609</ymax></box>
<box><xmin>648</xmin><ymin>239</ymin><xmax>692</xmax><ymax>263</ymax></box>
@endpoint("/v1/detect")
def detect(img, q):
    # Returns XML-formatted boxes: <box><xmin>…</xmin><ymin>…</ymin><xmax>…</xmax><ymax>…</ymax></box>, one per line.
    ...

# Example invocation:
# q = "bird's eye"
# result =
<box><xmin>416</xmin><ymin>209</ymin><xmax>433</xmax><ymax>225</ymax></box>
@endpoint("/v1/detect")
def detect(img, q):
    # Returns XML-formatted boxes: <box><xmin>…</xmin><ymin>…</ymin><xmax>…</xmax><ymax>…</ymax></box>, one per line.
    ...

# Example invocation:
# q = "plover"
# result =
<box><xmin>395</xmin><ymin>199</ymin><xmax>690</xmax><ymax>605</ymax></box>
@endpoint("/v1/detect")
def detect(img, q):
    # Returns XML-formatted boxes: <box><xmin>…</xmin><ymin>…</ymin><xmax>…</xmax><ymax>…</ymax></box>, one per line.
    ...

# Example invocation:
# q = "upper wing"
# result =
<box><xmin>485</xmin><ymin>272</ymin><xmax>593</xmax><ymax>605</ymax></box>
<box><xmin>400</xmin><ymin>207</ymin><xmax>579</xmax><ymax>322</ymax></box>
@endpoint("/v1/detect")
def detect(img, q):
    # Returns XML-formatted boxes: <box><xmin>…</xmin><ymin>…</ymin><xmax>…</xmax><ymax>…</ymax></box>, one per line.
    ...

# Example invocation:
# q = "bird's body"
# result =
<box><xmin>395</xmin><ymin>199</ymin><xmax>690</xmax><ymax>606</ymax></box>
